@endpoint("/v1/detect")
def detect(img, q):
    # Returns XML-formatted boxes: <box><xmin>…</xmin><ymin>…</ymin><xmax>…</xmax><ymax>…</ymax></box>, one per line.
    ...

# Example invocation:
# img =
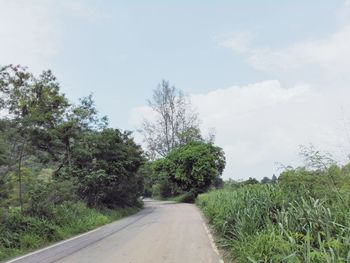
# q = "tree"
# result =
<box><xmin>152</xmin><ymin>141</ymin><xmax>225</xmax><ymax>196</ymax></box>
<box><xmin>54</xmin><ymin>94</ymin><xmax>108</xmax><ymax>174</ymax></box>
<box><xmin>0</xmin><ymin>64</ymin><xmax>145</xmax><ymax>215</ymax></box>
<box><xmin>70</xmin><ymin>128</ymin><xmax>145</xmax><ymax>207</ymax></box>
<box><xmin>261</xmin><ymin>176</ymin><xmax>271</xmax><ymax>184</ymax></box>
<box><xmin>244</xmin><ymin>177</ymin><xmax>259</xmax><ymax>185</ymax></box>
<box><xmin>0</xmin><ymin>65</ymin><xmax>69</xmax><ymax>211</ymax></box>
<box><xmin>0</xmin><ymin>137</ymin><xmax>7</xmax><ymax>166</ymax></box>
<box><xmin>141</xmin><ymin>80</ymin><xmax>200</xmax><ymax>158</ymax></box>
<box><xmin>271</xmin><ymin>174</ymin><xmax>277</xmax><ymax>182</ymax></box>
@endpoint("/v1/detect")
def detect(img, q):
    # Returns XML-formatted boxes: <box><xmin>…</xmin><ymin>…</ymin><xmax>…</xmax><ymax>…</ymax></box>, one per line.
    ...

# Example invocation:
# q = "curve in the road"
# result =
<box><xmin>6</xmin><ymin>200</ymin><xmax>222</xmax><ymax>263</ymax></box>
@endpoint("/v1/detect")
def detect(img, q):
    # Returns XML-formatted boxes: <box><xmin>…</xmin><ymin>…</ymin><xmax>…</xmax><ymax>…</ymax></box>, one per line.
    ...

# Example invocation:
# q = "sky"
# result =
<box><xmin>1</xmin><ymin>0</ymin><xmax>350</xmax><ymax>180</ymax></box>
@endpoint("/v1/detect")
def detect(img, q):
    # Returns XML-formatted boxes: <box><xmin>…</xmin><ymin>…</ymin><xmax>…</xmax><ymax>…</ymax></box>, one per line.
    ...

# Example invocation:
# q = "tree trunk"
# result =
<box><xmin>18</xmin><ymin>140</ymin><xmax>25</xmax><ymax>213</ymax></box>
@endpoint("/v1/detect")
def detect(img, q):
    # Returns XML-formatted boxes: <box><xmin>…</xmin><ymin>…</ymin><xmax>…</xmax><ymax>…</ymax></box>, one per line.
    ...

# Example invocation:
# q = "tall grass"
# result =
<box><xmin>197</xmin><ymin>182</ymin><xmax>350</xmax><ymax>262</ymax></box>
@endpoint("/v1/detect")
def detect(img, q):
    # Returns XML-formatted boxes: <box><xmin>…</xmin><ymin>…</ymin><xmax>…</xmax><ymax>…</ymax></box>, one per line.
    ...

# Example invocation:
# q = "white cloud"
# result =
<box><xmin>220</xmin><ymin>2</ymin><xmax>350</xmax><ymax>84</ymax></box>
<box><xmin>132</xmin><ymin>80</ymin><xmax>350</xmax><ymax>182</ymax></box>
<box><xmin>247</xmin><ymin>26</ymin><xmax>350</xmax><ymax>79</ymax></box>
<box><xmin>221</xmin><ymin>26</ymin><xmax>350</xmax><ymax>82</ymax></box>
<box><xmin>131</xmin><ymin>80</ymin><xmax>350</xmax><ymax>180</ymax></box>
<box><xmin>194</xmin><ymin>2</ymin><xmax>350</xmax><ymax>180</ymax></box>
<box><xmin>191</xmin><ymin>81</ymin><xmax>350</xmax><ymax>180</ymax></box>
<box><xmin>219</xmin><ymin>31</ymin><xmax>254</xmax><ymax>54</ymax></box>
<box><xmin>0</xmin><ymin>0</ymin><xmax>61</xmax><ymax>72</ymax></box>
<box><xmin>0</xmin><ymin>0</ymin><xmax>106</xmax><ymax>73</ymax></box>
<box><xmin>58</xmin><ymin>1</ymin><xmax>109</xmax><ymax>21</ymax></box>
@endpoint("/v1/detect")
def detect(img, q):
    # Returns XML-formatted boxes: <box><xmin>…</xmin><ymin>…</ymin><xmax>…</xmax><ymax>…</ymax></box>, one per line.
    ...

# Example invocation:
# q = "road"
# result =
<box><xmin>7</xmin><ymin>199</ymin><xmax>222</xmax><ymax>263</ymax></box>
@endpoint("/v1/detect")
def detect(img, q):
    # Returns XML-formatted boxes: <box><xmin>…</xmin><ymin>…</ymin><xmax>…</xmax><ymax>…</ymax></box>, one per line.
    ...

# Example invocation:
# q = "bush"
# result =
<box><xmin>171</xmin><ymin>190</ymin><xmax>198</xmax><ymax>203</ymax></box>
<box><xmin>0</xmin><ymin>209</ymin><xmax>58</xmax><ymax>251</ymax></box>
<box><xmin>26</xmin><ymin>178</ymin><xmax>77</xmax><ymax>219</ymax></box>
<box><xmin>159</xmin><ymin>179</ymin><xmax>173</xmax><ymax>198</ymax></box>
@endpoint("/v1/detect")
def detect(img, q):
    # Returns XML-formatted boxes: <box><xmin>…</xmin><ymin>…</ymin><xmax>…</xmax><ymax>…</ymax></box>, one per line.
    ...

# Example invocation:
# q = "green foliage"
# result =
<box><xmin>197</xmin><ymin>164</ymin><xmax>350</xmax><ymax>262</ymax></box>
<box><xmin>0</xmin><ymin>137</ymin><xmax>8</xmax><ymax>166</ymax></box>
<box><xmin>0</xmin><ymin>65</ymin><xmax>145</xmax><ymax>210</ymax></box>
<box><xmin>27</xmin><ymin>178</ymin><xmax>78</xmax><ymax>218</ymax></box>
<box><xmin>152</xmin><ymin>141</ymin><xmax>225</xmax><ymax>198</ymax></box>
<box><xmin>138</xmin><ymin>162</ymin><xmax>152</xmax><ymax>197</ymax></box>
<box><xmin>177</xmin><ymin>127</ymin><xmax>203</xmax><ymax>145</ymax></box>
<box><xmin>0</xmin><ymin>65</ymin><xmax>145</xmax><ymax>260</ymax></box>
<box><xmin>172</xmin><ymin>190</ymin><xmax>197</xmax><ymax>203</ymax></box>
<box><xmin>69</xmin><ymin>128</ymin><xmax>145</xmax><ymax>207</ymax></box>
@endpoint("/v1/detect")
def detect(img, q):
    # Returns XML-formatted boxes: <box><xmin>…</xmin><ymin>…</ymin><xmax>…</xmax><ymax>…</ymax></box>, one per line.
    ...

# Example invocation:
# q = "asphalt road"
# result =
<box><xmin>7</xmin><ymin>199</ymin><xmax>222</xmax><ymax>263</ymax></box>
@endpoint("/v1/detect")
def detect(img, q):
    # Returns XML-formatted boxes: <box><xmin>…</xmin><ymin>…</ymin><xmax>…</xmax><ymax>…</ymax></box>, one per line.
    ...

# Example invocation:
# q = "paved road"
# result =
<box><xmin>7</xmin><ymin>200</ymin><xmax>221</xmax><ymax>263</ymax></box>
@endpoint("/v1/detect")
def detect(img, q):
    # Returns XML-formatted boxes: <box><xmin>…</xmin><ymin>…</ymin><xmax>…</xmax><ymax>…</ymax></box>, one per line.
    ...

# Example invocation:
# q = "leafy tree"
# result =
<box><xmin>153</xmin><ymin>141</ymin><xmax>225</xmax><ymax>196</ymax></box>
<box><xmin>244</xmin><ymin>177</ymin><xmax>259</xmax><ymax>185</ymax></box>
<box><xmin>54</xmin><ymin>94</ymin><xmax>108</xmax><ymax>174</ymax></box>
<box><xmin>140</xmin><ymin>80</ymin><xmax>200</xmax><ymax>158</ymax></box>
<box><xmin>0</xmin><ymin>65</ymin><xmax>143</xmax><ymax>214</ymax></box>
<box><xmin>137</xmin><ymin>162</ymin><xmax>154</xmax><ymax>197</ymax></box>
<box><xmin>0</xmin><ymin>134</ymin><xmax>10</xmax><ymax>205</ymax></box>
<box><xmin>0</xmin><ymin>137</ymin><xmax>7</xmax><ymax>166</ymax></box>
<box><xmin>261</xmin><ymin>176</ymin><xmax>271</xmax><ymax>184</ymax></box>
<box><xmin>177</xmin><ymin>127</ymin><xmax>203</xmax><ymax>145</ymax></box>
<box><xmin>0</xmin><ymin>65</ymin><xmax>69</xmax><ymax>211</ymax></box>
<box><xmin>271</xmin><ymin>174</ymin><xmax>277</xmax><ymax>182</ymax></box>
<box><xmin>70</xmin><ymin>94</ymin><xmax>108</xmax><ymax>131</ymax></box>
<box><xmin>70</xmin><ymin>129</ymin><xmax>145</xmax><ymax>207</ymax></box>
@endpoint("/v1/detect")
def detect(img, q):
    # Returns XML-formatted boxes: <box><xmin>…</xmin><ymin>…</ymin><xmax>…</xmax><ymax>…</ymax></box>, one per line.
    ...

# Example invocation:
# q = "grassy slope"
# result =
<box><xmin>196</xmin><ymin>184</ymin><xmax>350</xmax><ymax>263</ymax></box>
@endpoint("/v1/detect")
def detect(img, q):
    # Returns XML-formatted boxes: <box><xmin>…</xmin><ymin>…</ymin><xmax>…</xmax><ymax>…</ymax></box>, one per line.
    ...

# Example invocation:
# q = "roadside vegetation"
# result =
<box><xmin>0</xmin><ymin>65</ymin><xmax>144</xmax><ymax>261</ymax></box>
<box><xmin>139</xmin><ymin>81</ymin><xmax>225</xmax><ymax>202</ymax></box>
<box><xmin>0</xmin><ymin>204</ymin><xmax>138</xmax><ymax>260</ymax></box>
<box><xmin>6</xmin><ymin>64</ymin><xmax>348</xmax><ymax>263</ymax></box>
<box><xmin>197</xmin><ymin>147</ymin><xmax>350</xmax><ymax>262</ymax></box>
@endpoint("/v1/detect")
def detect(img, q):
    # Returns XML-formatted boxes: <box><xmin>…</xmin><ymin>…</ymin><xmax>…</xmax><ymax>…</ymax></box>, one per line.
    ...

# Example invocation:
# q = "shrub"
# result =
<box><xmin>174</xmin><ymin>190</ymin><xmax>197</xmax><ymax>203</ymax></box>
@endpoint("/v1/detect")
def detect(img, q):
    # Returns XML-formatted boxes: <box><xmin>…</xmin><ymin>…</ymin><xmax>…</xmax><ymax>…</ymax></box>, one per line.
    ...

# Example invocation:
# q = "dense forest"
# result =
<box><xmin>0</xmin><ymin>66</ymin><xmax>225</xmax><ymax>260</ymax></box>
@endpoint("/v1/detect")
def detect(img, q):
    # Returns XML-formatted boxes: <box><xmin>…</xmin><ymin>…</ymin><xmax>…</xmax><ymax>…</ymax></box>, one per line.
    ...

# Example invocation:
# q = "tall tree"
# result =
<box><xmin>0</xmin><ymin>65</ymin><xmax>69</xmax><ymax>211</ymax></box>
<box><xmin>70</xmin><ymin>128</ymin><xmax>145</xmax><ymax>207</ymax></box>
<box><xmin>141</xmin><ymin>80</ymin><xmax>199</xmax><ymax>158</ymax></box>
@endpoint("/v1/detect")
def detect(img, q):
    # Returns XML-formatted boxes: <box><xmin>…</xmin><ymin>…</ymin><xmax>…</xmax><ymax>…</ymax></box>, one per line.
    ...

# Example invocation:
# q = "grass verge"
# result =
<box><xmin>196</xmin><ymin>184</ymin><xmax>350</xmax><ymax>263</ymax></box>
<box><xmin>0</xmin><ymin>201</ymin><xmax>141</xmax><ymax>262</ymax></box>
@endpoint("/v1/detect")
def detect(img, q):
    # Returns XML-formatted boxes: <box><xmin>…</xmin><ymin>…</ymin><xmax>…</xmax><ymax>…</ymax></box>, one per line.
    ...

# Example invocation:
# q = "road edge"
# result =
<box><xmin>3</xmin><ymin>206</ymin><xmax>146</xmax><ymax>263</ymax></box>
<box><xmin>195</xmin><ymin>206</ymin><xmax>225</xmax><ymax>263</ymax></box>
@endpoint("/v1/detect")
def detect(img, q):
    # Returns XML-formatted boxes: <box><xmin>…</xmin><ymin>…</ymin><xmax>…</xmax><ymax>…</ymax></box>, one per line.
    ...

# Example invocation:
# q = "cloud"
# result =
<box><xmin>219</xmin><ymin>3</ymin><xmax>350</xmax><ymax>84</ymax></box>
<box><xmin>0</xmin><ymin>0</ymin><xmax>61</xmax><ymax>72</ymax></box>
<box><xmin>58</xmin><ymin>1</ymin><xmax>109</xmax><ymax>21</ymax></box>
<box><xmin>202</xmin><ymin>2</ymin><xmax>350</xmax><ymax>180</ymax></box>
<box><xmin>131</xmin><ymin>80</ymin><xmax>350</xmax><ymax>180</ymax></box>
<box><xmin>128</xmin><ymin>1</ymin><xmax>350</xmax><ymax>180</ymax></box>
<box><xmin>221</xmin><ymin>26</ymin><xmax>350</xmax><ymax>80</ymax></box>
<box><xmin>247</xmin><ymin>26</ymin><xmax>350</xmax><ymax>78</ymax></box>
<box><xmin>192</xmin><ymin>81</ymin><xmax>350</xmax><ymax>179</ymax></box>
<box><xmin>218</xmin><ymin>31</ymin><xmax>254</xmax><ymax>54</ymax></box>
<box><xmin>0</xmin><ymin>0</ymin><xmax>107</xmax><ymax>73</ymax></box>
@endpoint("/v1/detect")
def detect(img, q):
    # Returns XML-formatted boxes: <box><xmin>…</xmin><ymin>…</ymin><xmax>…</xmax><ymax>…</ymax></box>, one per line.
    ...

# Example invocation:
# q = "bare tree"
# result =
<box><xmin>141</xmin><ymin>80</ymin><xmax>200</xmax><ymax>158</ymax></box>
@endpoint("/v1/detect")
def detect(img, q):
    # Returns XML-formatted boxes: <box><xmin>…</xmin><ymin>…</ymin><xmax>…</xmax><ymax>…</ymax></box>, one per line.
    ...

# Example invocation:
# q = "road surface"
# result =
<box><xmin>7</xmin><ymin>199</ymin><xmax>222</xmax><ymax>263</ymax></box>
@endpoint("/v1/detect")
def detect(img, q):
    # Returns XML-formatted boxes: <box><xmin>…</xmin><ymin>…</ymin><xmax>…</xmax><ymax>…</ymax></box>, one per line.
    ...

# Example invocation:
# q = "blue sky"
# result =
<box><xmin>1</xmin><ymin>0</ymin><xmax>350</xmax><ymax>179</ymax></box>
<box><xmin>53</xmin><ymin>0</ymin><xmax>341</xmax><ymax>125</ymax></box>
